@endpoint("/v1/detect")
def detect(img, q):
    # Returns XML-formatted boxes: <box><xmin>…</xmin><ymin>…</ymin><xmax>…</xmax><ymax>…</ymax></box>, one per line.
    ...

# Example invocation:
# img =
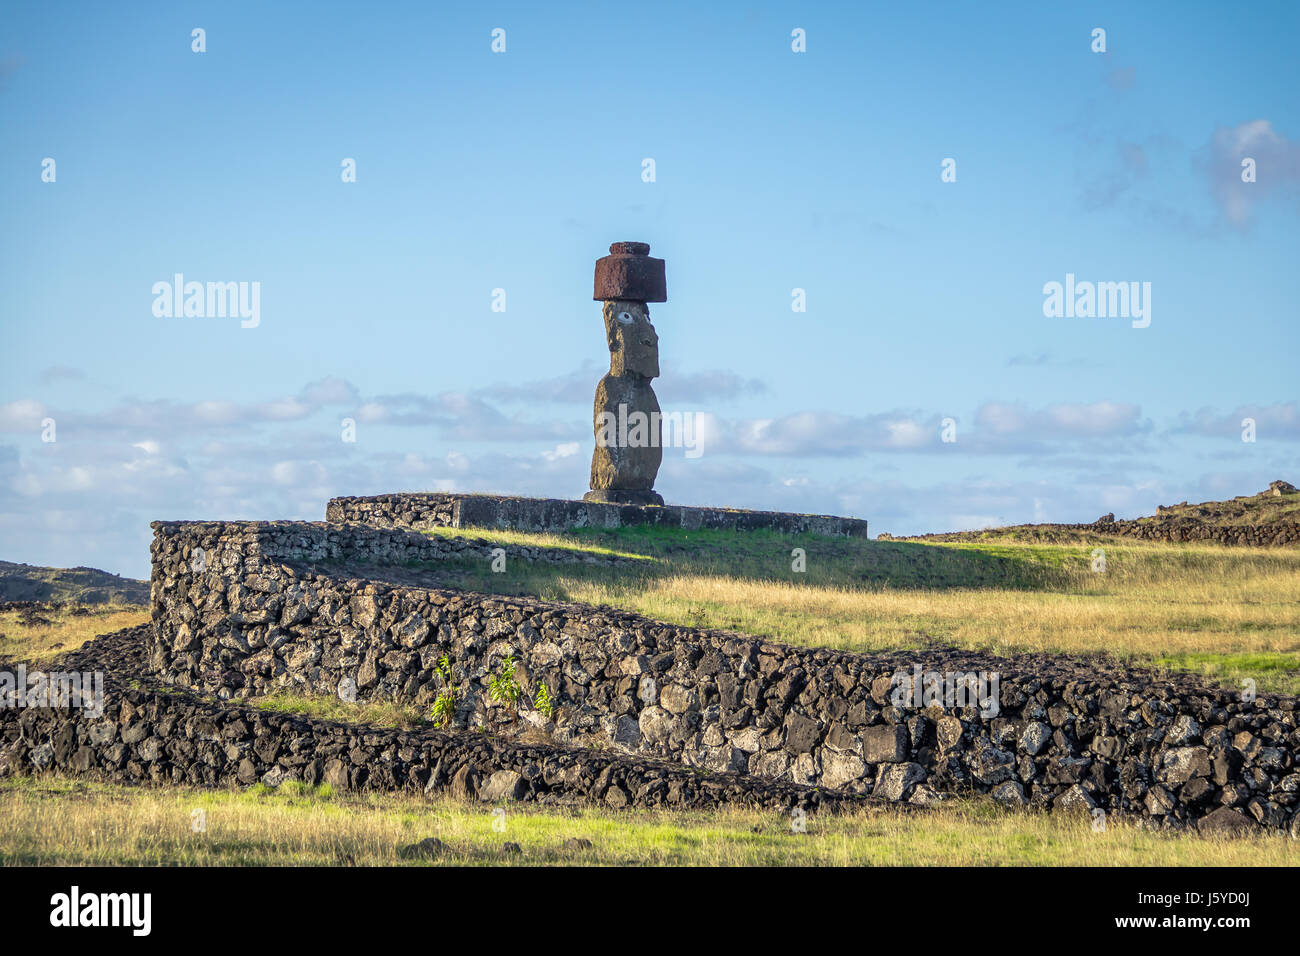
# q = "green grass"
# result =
<box><xmin>1149</xmin><ymin>652</ymin><xmax>1300</xmax><ymax>690</ymax></box>
<box><xmin>424</xmin><ymin>524</ymin><xmax>652</xmax><ymax>561</ymax></box>
<box><xmin>1</xmin><ymin>776</ymin><xmax>1292</xmax><ymax>867</ymax></box>
<box><xmin>248</xmin><ymin>689</ymin><xmax>432</xmax><ymax>730</ymax></box>
<box><xmin>424</xmin><ymin>524</ymin><xmax>1064</xmax><ymax>590</ymax></box>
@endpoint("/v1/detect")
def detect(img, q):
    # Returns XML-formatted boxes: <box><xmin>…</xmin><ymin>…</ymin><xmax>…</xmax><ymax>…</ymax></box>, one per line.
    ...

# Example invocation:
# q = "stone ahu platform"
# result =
<box><xmin>326</xmin><ymin>492</ymin><xmax>869</xmax><ymax>538</ymax></box>
<box><xmin>120</xmin><ymin>519</ymin><xmax>1300</xmax><ymax>832</ymax></box>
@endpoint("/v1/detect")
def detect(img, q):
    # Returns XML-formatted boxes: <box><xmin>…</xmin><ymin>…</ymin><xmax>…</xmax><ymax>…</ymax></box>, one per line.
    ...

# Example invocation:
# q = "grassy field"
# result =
<box><xmin>416</xmin><ymin>525</ymin><xmax>1300</xmax><ymax>694</ymax></box>
<box><xmin>0</xmin><ymin>603</ymin><xmax>148</xmax><ymax>662</ymax></box>
<box><xmin>1</xmin><ymin>776</ymin><xmax>1293</xmax><ymax>866</ymax></box>
<box><xmin>2</xmin><ymin>531</ymin><xmax>1295</xmax><ymax>867</ymax></box>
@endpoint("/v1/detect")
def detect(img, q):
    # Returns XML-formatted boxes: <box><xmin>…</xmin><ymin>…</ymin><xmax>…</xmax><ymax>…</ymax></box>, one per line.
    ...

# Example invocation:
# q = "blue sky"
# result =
<box><xmin>2</xmin><ymin>0</ymin><xmax>1298</xmax><ymax>578</ymax></box>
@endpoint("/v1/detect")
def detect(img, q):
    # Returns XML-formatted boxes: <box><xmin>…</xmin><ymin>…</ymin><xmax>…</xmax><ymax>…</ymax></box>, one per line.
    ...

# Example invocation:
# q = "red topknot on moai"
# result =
<box><xmin>585</xmin><ymin>242</ymin><xmax>667</xmax><ymax>506</ymax></box>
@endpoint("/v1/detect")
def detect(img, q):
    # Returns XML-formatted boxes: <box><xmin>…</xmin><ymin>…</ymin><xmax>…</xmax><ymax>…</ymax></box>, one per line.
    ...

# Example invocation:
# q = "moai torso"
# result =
<box><xmin>590</xmin><ymin>302</ymin><xmax>662</xmax><ymax>496</ymax></box>
<box><xmin>584</xmin><ymin>243</ymin><xmax>667</xmax><ymax>506</ymax></box>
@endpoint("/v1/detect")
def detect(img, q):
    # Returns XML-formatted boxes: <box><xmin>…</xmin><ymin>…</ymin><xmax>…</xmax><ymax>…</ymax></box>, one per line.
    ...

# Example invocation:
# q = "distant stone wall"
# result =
<box><xmin>894</xmin><ymin>521</ymin><xmax>1300</xmax><ymax>547</ymax></box>
<box><xmin>147</xmin><ymin>521</ymin><xmax>1300</xmax><ymax>832</ymax></box>
<box><xmin>326</xmin><ymin>492</ymin><xmax>870</xmax><ymax>538</ymax></box>
<box><xmin>1096</xmin><ymin>520</ymin><xmax>1300</xmax><ymax>547</ymax></box>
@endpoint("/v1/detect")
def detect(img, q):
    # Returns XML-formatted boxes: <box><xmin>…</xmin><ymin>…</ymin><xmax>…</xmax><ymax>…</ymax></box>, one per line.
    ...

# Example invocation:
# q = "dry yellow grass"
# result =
<box><xmin>560</xmin><ymin>562</ymin><xmax>1300</xmax><ymax>660</ymax></box>
<box><xmin>422</xmin><ymin>533</ymin><xmax>1300</xmax><ymax>692</ymax></box>
<box><xmin>250</xmin><ymin>689</ymin><xmax>431</xmax><ymax>730</ymax></box>
<box><xmin>0</xmin><ymin>604</ymin><xmax>148</xmax><ymax>662</ymax></box>
<box><xmin>1</xmin><ymin>777</ymin><xmax>1293</xmax><ymax>866</ymax></box>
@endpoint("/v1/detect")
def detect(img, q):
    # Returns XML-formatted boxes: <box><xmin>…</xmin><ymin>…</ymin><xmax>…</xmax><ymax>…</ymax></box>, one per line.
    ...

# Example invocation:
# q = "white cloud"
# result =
<box><xmin>696</xmin><ymin>401</ymin><xmax>1147</xmax><ymax>458</ymax></box>
<box><xmin>883</xmin><ymin>420</ymin><xmax>930</xmax><ymax>449</ymax></box>
<box><xmin>1204</xmin><ymin>120</ymin><xmax>1300</xmax><ymax>229</ymax></box>
<box><xmin>257</xmin><ymin>398</ymin><xmax>313</xmax><ymax>421</ymax></box>
<box><xmin>271</xmin><ymin>460</ymin><xmax>327</xmax><ymax>486</ymax></box>
<box><xmin>1171</xmin><ymin>402</ymin><xmax>1300</xmax><ymax>440</ymax></box>
<box><xmin>1045</xmin><ymin>401</ymin><xmax>1143</xmax><ymax>436</ymax></box>
<box><xmin>191</xmin><ymin>400</ymin><xmax>242</xmax><ymax>425</ymax></box>
<box><xmin>299</xmin><ymin>377</ymin><xmax>360</xmax><ymax>405</ymax></box>
<box><xmin>541</xmin><ymin>441</ymin><xmax>580</xmax><ymax>461</ymax></box>
<box><xmin>0</xmin><ymin>399</ymin><xmax>48</xmax><ymax>431</ymax></box>
<box><xmin>723</xmin><ymin>411</ymin><xmax>941</xmax><ymax>457</ymax></box>
<box><xmin>974</xmin><ymin>401</ymin><xmax>1147</xmax><ymax>442</ymax></box>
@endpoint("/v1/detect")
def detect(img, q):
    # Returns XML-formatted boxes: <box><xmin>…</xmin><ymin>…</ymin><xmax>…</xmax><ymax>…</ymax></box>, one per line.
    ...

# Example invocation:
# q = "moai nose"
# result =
<box><xmin>594</xmin><ymin>241</ymin><xmax>667</xmax><ymax>303</ymax></box>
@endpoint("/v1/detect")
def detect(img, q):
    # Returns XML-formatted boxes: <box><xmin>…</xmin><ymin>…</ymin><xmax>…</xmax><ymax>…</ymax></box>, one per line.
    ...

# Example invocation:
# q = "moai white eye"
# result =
<box><xmin>617</xmin><ymin>311</ymin><xmax>634</xmax><ymax>324</ymax></box>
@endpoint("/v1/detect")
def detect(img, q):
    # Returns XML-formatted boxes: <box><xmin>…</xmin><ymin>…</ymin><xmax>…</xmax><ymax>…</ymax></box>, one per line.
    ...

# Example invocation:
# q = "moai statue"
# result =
<box><xmin>584</xmin><ymin>241</ymin><xmax>667</xmax><ymax>506</ymax></box>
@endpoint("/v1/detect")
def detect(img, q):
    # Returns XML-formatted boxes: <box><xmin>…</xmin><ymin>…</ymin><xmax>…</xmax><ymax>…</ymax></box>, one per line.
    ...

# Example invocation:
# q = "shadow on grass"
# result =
<box><xmin>329</xmin><ymin>524</ymin><xmax>1080</xmax><ymax>602</ymax></box>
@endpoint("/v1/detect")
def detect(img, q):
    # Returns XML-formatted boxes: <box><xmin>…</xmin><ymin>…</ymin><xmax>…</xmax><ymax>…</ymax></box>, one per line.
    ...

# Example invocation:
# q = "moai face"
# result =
<box><xmin>604</xmin><ymin>300</ymin><xmax>659</xmax><ymax>379</ymax></box>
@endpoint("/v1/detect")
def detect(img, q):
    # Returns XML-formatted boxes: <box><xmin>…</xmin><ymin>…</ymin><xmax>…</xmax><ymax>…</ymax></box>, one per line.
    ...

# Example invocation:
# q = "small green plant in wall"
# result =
<box><xmin>431</xmin><ymin>686</ymin><xmax>458</xmax><ymax>728</ymax></box>
<box><xmin>489</xmin><ymin>653</ymin><xmax>523</xmax><ymax>707</ymax></box>
<box><xmin>534</xmin><ymin>681</ymin><xmax>556</xmax><ymax>719</ymax></box>
<box><xmin>430</xmin><ymin>654</ymin><xmax>457</xmax><ymax>728</ymax></box>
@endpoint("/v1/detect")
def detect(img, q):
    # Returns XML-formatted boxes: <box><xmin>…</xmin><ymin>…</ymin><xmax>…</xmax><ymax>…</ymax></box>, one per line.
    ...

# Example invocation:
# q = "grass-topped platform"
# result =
<box><xmin>408</xmin><ymin>523</ymin><xmax>1300</xmax><ymax>695</ymax></box>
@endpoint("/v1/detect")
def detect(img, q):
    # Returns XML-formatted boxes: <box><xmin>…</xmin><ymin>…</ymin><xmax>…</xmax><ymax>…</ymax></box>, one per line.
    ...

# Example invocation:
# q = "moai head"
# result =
<box><xmin>593</xmin><ymin>241</ymin><xmax>666</xmax><ymax>379</ymax></box>
<box><xmin>602</xmin><ymin>300</ymin><xmax>659</xmax><ymax>379</ymax></box>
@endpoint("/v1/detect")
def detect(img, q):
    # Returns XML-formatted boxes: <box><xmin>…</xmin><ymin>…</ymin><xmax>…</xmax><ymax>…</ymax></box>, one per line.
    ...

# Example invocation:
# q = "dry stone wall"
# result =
<box><xmin>1092</xmin><ymin>520</ymin><xmax>1300</xmax><ymax>547</ymax></box>
<box><xmin>326</xmin><ymin>492</ymin><xmax>870</xmax><ymax>538</ymax></box>
<box><xmin>149</xmin><ymin>518</ymin><xmax>632</xmax><ymax>574</ymax></box>
<box><xmin>146</xmin><ymin>520</ymin><xmax>1300</xmax><ymax>832</ymax></box>
<box><xmin>1</xmin><ymin>627</ymin><xmax>866</xmax><ymax>814</ymax></box>
<box><xmin>896</xmin><ymin>521</ymin><xmax>1300</xmax><ymax>547</ymax></box>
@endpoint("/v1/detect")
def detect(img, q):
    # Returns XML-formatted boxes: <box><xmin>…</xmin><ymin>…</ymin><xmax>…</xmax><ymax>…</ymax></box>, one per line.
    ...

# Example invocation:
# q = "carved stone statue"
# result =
<box><xmin>584</xmin><ymin>242</ymin><xmax>667</xmax><ymax>506</ymax></box>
